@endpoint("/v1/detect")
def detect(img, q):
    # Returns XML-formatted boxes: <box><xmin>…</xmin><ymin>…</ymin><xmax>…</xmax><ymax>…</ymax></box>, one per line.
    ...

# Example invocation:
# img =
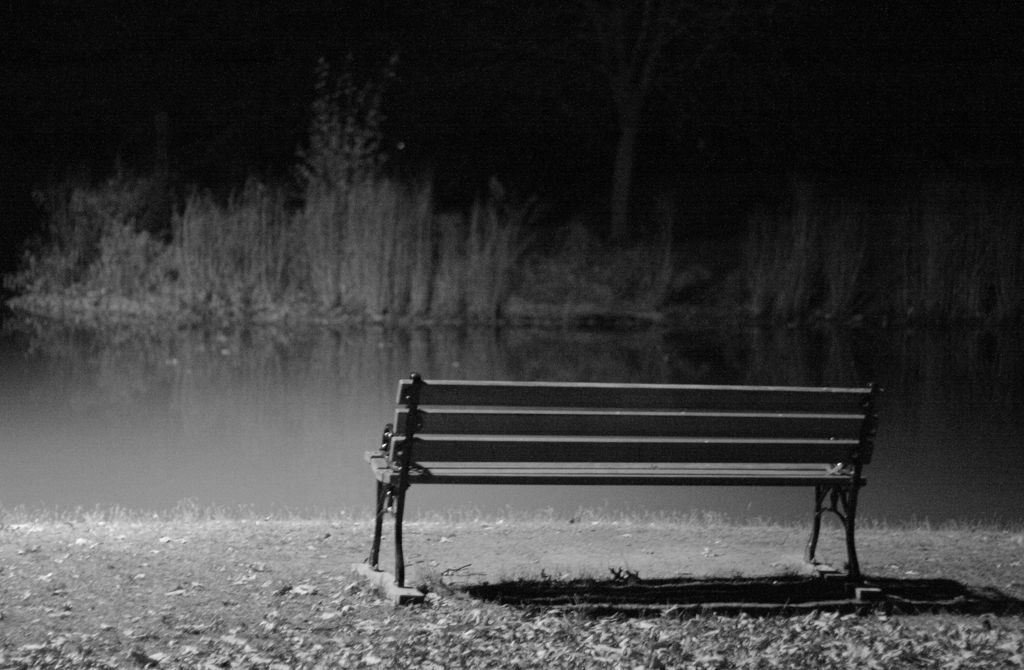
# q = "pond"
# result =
<box><xmin>1</xmin><ymin>314</ymin><xmax>1021</xmax><ymax>524</ymax></box>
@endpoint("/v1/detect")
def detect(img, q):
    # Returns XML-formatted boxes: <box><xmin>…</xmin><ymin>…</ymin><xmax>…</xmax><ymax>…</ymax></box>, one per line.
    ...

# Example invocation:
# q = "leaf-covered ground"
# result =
<box><xmin>1</xmin><ymin>512</ymin><xmax>1022</xmax><ymax>668</ymax></box>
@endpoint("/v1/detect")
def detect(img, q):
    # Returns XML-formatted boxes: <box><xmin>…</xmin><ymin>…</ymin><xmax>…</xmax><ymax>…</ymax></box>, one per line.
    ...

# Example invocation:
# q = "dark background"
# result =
<box><xmin>3</xmin><ymin>1</ymin><xmax>1022</xmax><ymax>274</ymax></box>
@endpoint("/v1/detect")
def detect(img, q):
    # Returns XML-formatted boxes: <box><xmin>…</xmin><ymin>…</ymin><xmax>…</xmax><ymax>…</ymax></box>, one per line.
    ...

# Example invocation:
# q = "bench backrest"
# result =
<box><xmin>388</xmin><ymin>376</ymin><xmax>878</xmax><ymax>468</ymax></box>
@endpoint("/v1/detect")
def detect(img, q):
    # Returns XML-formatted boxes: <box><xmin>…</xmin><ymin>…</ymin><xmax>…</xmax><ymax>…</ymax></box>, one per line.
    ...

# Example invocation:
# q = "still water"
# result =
<box><xmin>1</xmin><ymin>314</ymin><xmax>1022</xmax><ymax>523</ymax></box>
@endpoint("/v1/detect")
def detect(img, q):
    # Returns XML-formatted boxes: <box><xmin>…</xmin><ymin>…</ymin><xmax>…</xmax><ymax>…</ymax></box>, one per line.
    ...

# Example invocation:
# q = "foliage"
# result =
<box><xmin>5</xmin><ymin>173</ymin><xmax>178</xmax><ymax>316</ymax></box>
<box><xmin>87</xmin><ymin>222</ymin><xmax>177</xmax><ymax>299</ymax></box>
<box><xmin>295</xmin><ymin>55</ymin><xmax>397</xmax><ymax>192</ymax></box>
<box><xmin>8</xmin><ymin>173</ymin><xmax>154</xmax><ymax>294</ymax></box>
<box><xmin>5</xmin><ymin>54</ymin><xmax>536</xmax><ymax>325</ymax></box>
<box><xmin>514</xmin><ymin>217</ymin><xmax>673</xmax><ymax>321</ymax></box>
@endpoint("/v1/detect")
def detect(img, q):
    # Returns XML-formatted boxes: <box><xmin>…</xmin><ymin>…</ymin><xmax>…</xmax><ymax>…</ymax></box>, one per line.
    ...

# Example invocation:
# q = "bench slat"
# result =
<box><xmin>369</xmin><ymin>458</ymin><xmax>858</xmax><ymax>486</ymax></box>
<box><xmin>390</xmin><ymin>435</ymin><xmax>864</xmax><ymax>464</ymax></box>
<box><xmin>398</xmin><ymin>379</ymin><xmax>872</xmax><ymax>413</ymax></box>
<box><xmin>396</xmin><ymin>408</ymin><xmax>864</xmax><ymax>440</ymax></box>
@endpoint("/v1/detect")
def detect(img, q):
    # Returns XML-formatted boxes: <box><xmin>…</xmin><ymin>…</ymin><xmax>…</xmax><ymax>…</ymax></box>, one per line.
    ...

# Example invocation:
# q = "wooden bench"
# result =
<box><xmin>361</xmin><ymin>373</ymin><xmax>879</xmax><ymax>597</ymax></box>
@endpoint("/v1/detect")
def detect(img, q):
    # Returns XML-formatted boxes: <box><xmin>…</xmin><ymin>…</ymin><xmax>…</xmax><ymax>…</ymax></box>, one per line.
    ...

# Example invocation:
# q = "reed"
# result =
<box><xmin>429</xmin><ymin>212</ymin><xmax>467</xmax><ymax>319</ymax></box>
<box><xmin>743</xmin><ymin>183</ymin><xmax>820</xmax><ymax>321</ymax></box>
<box><xmin>891</xmin><ymin>179</ymin><xmax>1024</xmax><ymax>324</ymax></box>
<box><xmin>891</xmin><ymin>180</ymin><xmax>958</xmax><ymax>321</ymax></box>
<box><xmin>465</xmin><ymin>196</ymin><xmax>530</xmax><ymax>320</ymax></box>
<box><xmin>745</xmin><ymin>178</ymin><xmax>1023</xmax><ymax>324</ymax></box>
<box><xmin>819</xmin><ymin>196</ymin><xmax>868</xmax><ymax>317</ymax></box>
<box><xmin>11</xmin><ymin>164</ymin><xmax>1022</xmax><ymax>326</ymax></box>
<box><xmin>175</xmin><ymin>180</ymin><xmax>294</xmax><ymax>318</ymax></box>
<box><xmin>296</xmin><ymin>176</ymin><xmax>435</xmax><ymax>318</ymax></box>
<box><xmin>10</xmin><ymin>171</ymin><xmax>530</xmax><ymax>323</ymax></box>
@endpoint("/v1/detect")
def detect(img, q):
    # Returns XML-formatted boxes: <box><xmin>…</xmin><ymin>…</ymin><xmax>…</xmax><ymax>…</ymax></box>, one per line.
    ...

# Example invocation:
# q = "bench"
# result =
<box><xmin>361</xmin><ymin>373</ymin><xmax>879</xmax><ymax>597</ymax></box>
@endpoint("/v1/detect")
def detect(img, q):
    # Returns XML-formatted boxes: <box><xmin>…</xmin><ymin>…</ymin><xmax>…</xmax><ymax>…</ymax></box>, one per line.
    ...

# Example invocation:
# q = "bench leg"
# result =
<box><xmin>393</xmin><ymin>484</ymin><xmax>407</xmax><ymax>588</ymax></box>
<box><xmin>805</xmin><ymin>485</ymin><xmax>827</xmax><ymax>565</ymax></box>
<box><xmin>805</xmin><ymin>484</ymin><xmax>863</xmax><ymax>582</ymax></box>
<box><xmin>843</xmin><ymin>486</ymin><xmax>862</xmax><ymax>582</ymax></box>
<box><xmin>369</xmin><ymin>480</ymin><xmax>388</xmax><ymax>569</ymax></box>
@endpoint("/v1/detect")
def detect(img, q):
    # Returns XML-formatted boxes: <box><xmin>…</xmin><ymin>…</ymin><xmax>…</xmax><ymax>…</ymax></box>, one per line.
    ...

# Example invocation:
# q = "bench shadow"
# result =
<box><xmin>461</xmin><ymin>575</ymin><xmax>1024</xmax><ymax>616</ymax></box>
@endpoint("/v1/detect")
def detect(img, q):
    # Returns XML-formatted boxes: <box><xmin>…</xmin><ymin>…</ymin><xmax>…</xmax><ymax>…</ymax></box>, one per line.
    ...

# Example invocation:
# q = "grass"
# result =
<box><xmin>2</xmin><ymin>507</ymin><xmax>1022</xmax><ymax>668</ymax></box>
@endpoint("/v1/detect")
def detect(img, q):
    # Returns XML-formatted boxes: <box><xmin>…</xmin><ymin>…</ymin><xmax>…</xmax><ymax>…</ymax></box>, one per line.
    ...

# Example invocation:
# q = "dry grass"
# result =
<box><xmin>9</xmin><ymin>174</ymin><xmax>530</xmax><ymax>324</ymax></box>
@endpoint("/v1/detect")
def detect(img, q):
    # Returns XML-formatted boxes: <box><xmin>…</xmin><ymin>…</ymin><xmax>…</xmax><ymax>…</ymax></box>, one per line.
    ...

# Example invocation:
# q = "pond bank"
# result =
<box><xmin>2</xmin><ymin>512</ymin><xmax>1022</xmax><ymax>668</ymax></box>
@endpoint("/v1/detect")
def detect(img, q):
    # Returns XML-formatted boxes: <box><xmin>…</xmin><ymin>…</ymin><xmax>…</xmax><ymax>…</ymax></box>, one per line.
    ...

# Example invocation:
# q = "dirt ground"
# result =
<box><xmin>3</xmin><ymin>514</ymin><xmax>1021</xmax><ymax>608</ymax></box>
<box><xmin>392</xmin><ymin>517</ymin><xmax>817</xmax><ymax>585</ymax></box>
<box><xmin>1</xmin><ymin>514</ymin><xmax>1022</xmax><ymax>667</ymax></box>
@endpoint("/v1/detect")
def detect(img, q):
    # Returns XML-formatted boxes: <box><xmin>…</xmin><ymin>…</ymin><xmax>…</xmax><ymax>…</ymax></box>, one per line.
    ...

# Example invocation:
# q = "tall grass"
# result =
<box><xmin>297</xmin><ymin>176</ymin><xmax>435</xmax><ymax>317</ymax></box>
<box><xmin>464</xmin><ymin>196</ymin><xmax>531</xmax><ymax>320</ymax></box>
<box><xmin>171</xmin><ymin>176</ymin><xmax>525</xmax><ymax>322</ymax></box>
<box><xmin>176</xmin><ymin>180</ymin><xmax>294</xmax><ymax>318</ymax></box>
<box><xmin>8</xmin><ymin>57</ymin><xmax>532</xmax><ymax>324</ymax></box>
<box><xmin>10</xmin><ymin>172</ymin><xmax>528</xmax><ymax>323</ymax></box>
<box><xmin>819</xmin><ymin>196</ymin><xmax>868</xmax><ymax>317</ymax></box>
<box><xmin>744</xmin><ymin>185</ymin><xmax>816</xmax><ymax>320</ymax></box>
<box><xmin>744</xmin><ymin>178</ymin><xmax>1023</xmax><ymax>325</ymax></box>
<box><xmin>744</xmin><ymin>182</ymin><xmax>869</xmax><ymax>322</ymax></box>
<box><xmin>892</xmin><ymin>180</ymin><xmax>1024</xmax><ymax>323</ymax></box>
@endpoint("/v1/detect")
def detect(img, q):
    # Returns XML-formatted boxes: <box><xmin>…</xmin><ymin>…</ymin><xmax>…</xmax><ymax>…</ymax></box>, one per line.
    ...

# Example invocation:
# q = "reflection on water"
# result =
<box><xmin>1</xmin><ymin>315</ymin><xmax>1021</xmax><ymax>522</ymax></box>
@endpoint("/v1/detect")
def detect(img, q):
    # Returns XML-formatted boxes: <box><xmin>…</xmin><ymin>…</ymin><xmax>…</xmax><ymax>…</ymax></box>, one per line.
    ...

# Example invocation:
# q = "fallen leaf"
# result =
<box><xmin>128</xmin><ymin>649</ymin><xmax>162</xmax><ymax>667</ymax></box>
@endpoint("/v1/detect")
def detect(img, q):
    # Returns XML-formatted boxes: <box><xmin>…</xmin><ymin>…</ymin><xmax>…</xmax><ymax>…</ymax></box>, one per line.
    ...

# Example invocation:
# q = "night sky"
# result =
<box><xmin>2</xmin><ymin>1</ymin><xmax>1023</xmax><ymax>269</ymax></box>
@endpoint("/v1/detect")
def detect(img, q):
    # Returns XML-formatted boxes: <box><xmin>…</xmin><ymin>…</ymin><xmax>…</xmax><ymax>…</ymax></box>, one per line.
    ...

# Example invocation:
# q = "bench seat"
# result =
<box><xmin>369</xmin><ymin>458</ymin><xmax>855</xmax><ymax>486</ymax></box>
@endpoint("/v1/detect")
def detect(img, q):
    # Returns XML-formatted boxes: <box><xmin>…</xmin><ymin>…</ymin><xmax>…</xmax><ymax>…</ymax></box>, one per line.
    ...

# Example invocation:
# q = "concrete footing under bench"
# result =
<box><xmin>352</xmin><ymin>563</ymin><xmax>426</xmax><ymax>605</ymax></box>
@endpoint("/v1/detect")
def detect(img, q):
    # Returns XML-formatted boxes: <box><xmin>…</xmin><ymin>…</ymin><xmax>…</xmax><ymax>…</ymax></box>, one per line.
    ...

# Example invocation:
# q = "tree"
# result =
<box><xmin>463</xmin><ymin>0</ymin><xmax>756</xmax><ymax>240</ymax></box>
<box><xmin>568</xmin><ymin>0</ymin><xmax>743</xmax><ymax>240</ymax></box>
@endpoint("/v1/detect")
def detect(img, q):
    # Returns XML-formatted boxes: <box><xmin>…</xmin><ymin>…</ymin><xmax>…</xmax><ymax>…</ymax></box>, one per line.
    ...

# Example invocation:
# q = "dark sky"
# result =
<box><xmin>2</xmin><ymin>0</ymin><xmax>1022</xmax><ymax>252</ymax></box>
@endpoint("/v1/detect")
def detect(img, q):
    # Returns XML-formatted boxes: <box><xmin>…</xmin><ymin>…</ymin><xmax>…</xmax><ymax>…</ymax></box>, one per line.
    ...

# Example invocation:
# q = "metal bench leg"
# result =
<box><xmin>843</xmin><ymin>486</ymin><xmax>862</xmax><ymax>582</ymax></box>
<box><xmin>805</xmin><ymin>483</ymin><xmax>862</xmax><ymax>581</ymax></box>
<box><xmin>805</xmin><ymin>485</ymin><xmax>827</xmax><ymax>564</ymax></box>
<box><xmin>368</xmin><ymin>423</ymin><xmax>395</xmax><ymax>570</ymax></box>
<box><xmin>369</xmin><ymin>481</ymin><xmax>387</xmax><ymax>569</ymax></box>
<box><xmin>393</xmin><ymin>484</ymin><xmax>407</xmax><ymax>588</ymax></box>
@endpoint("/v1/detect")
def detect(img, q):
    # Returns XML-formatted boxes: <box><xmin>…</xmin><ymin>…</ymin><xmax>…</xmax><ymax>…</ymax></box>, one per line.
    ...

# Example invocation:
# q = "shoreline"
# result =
<box><xmin>2</xmin><ymin>291</ymin><xmax>735</xmax><ymax>331</ymax></box>
<box><xmin>7</xmin><ymin>291</ymin><xmax>1009</xmax><ymax>333</ymax></box>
